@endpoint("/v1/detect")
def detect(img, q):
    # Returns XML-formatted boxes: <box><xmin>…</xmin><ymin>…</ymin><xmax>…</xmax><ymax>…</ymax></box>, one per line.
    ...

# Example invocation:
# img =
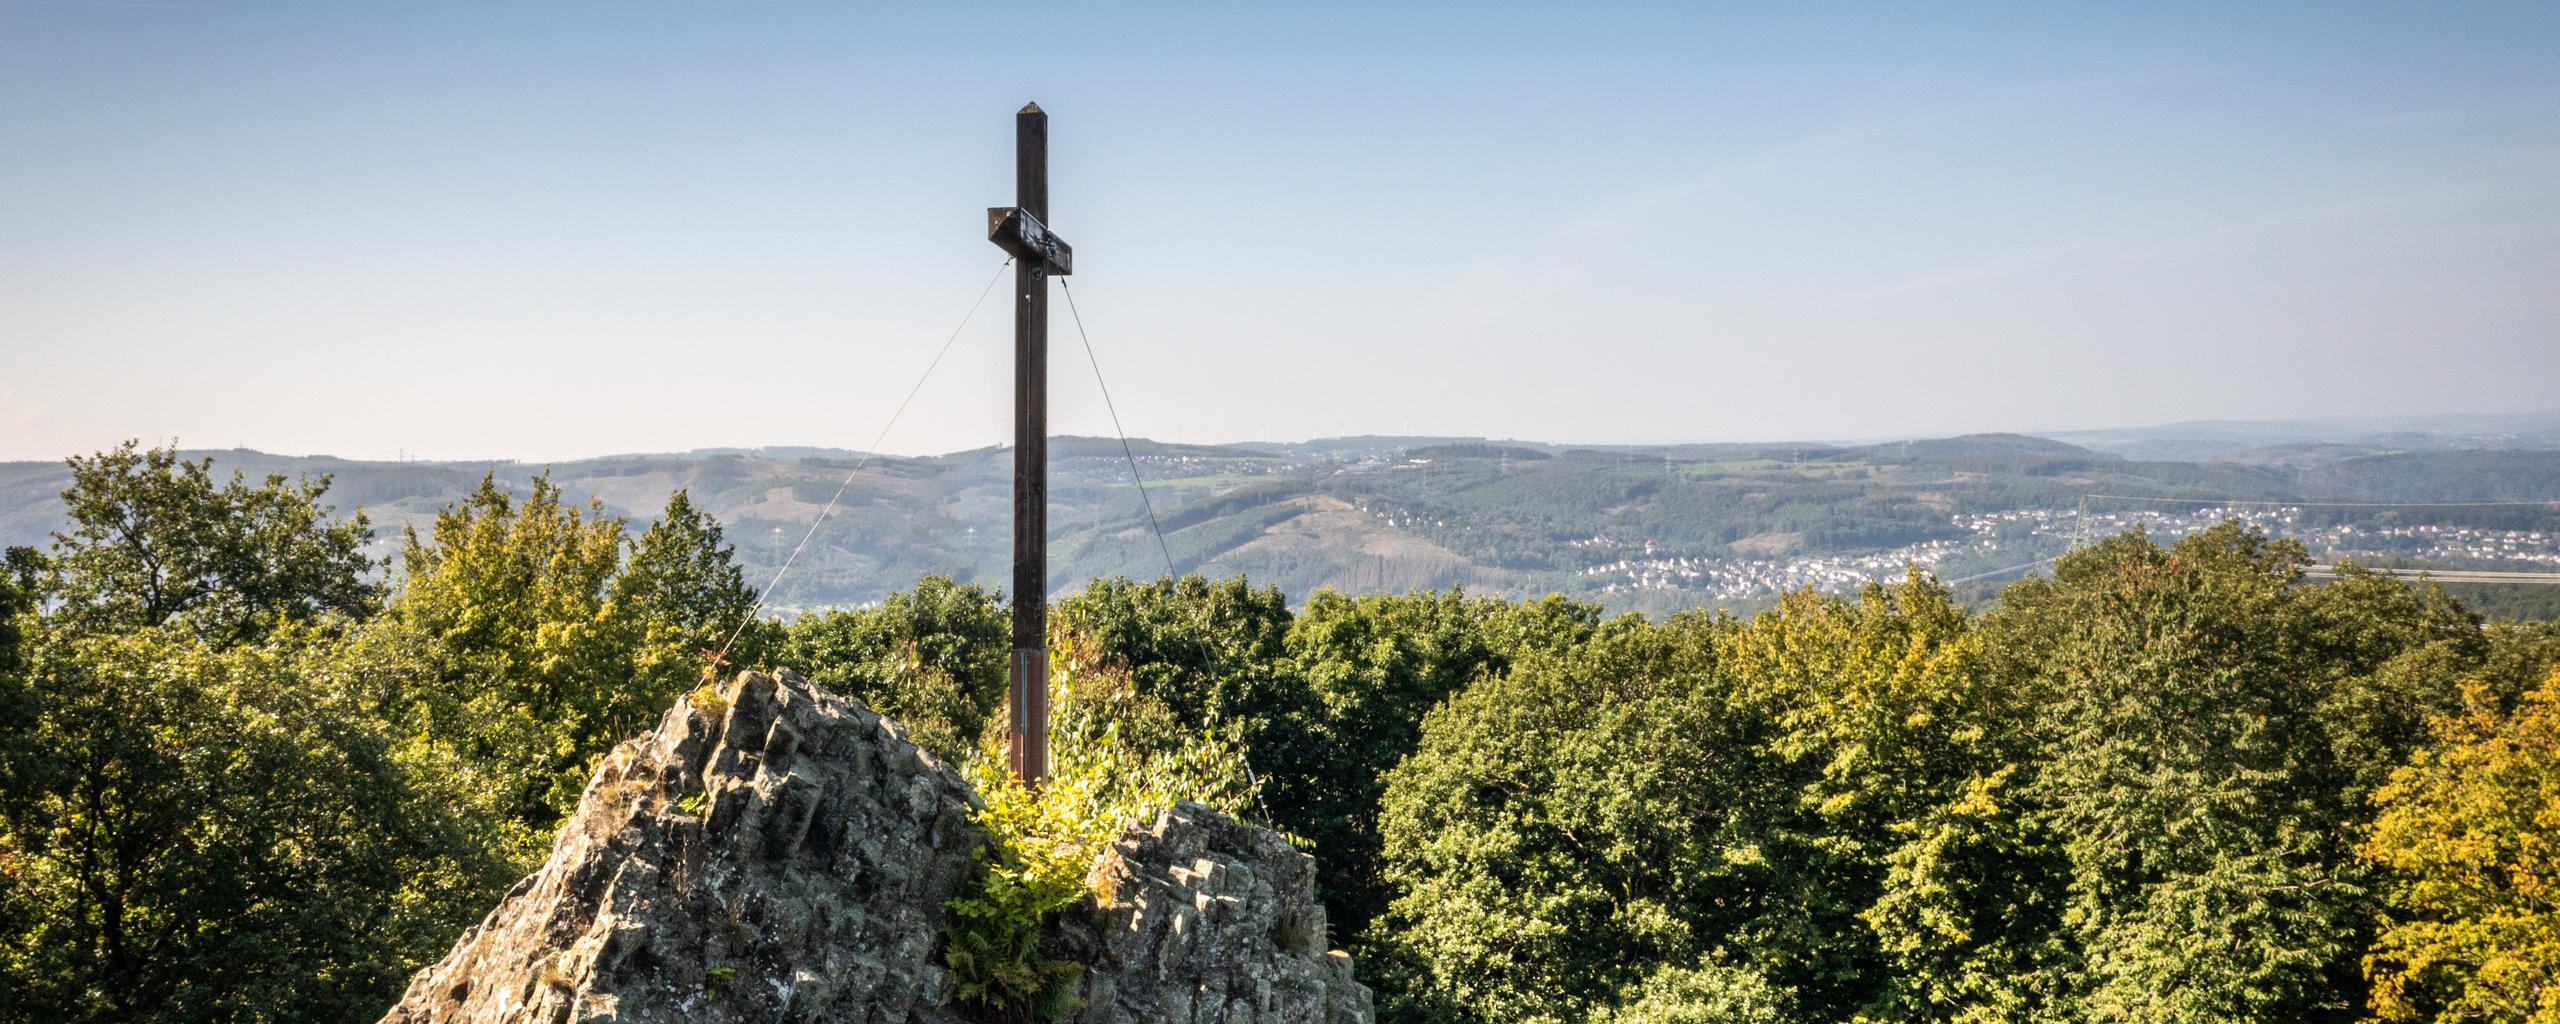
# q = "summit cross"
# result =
<box><xmin>987</xmin><ymin>102</ymin><xmax>1072</xmax><ymax>784</ymax></box>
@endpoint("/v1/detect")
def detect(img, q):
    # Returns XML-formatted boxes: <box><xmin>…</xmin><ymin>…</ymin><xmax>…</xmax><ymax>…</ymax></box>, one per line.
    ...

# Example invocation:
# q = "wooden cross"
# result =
<box><xmin>988</xmin><ymin>102</ymin><xmax>1071</xmax><ymax>783</ymax></box>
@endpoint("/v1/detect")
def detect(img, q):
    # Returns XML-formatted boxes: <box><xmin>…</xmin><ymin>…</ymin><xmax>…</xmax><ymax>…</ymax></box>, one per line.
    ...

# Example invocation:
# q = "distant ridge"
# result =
<box><xmin>1852</xmin><ymin>433</ymin><xmax>2099</xmax><ymax>459</ymax></box>
<box><xmin>2038</xmin><ymin>409</ymin><xmax>2560</xmax><ymax>462</ymax></box>
<box><xmin>7</xmin><ymin>424</ymin><xmax>2556</xmax><ymax>618</ymax></box>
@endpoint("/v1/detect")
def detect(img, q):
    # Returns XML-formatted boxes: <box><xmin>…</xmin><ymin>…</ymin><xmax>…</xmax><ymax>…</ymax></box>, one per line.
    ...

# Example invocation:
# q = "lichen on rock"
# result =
<box><xmin>376</xmin><ymin>669</ymin><xmax>1370</xmax><ymax>1024</ymax></box>
<box><xmin>1058</xmin><ymin>802</ymin><xmax>1372</xmax><ymax>1024</ymax></box>
<box><xmin>377</xmin><ymin>669</ymin><xmax>983</xmax><ymax>1024</ymax></box>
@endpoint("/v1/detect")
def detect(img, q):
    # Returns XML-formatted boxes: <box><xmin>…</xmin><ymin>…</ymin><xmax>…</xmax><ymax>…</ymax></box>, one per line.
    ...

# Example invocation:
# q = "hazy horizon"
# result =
<box><xmin>10</xmin><ymin>403</ymin><xmax>2560</xmax><ymax>469</ymax></box>
<box><xmin>5</xmin><ymin>3</ymin><xmax>2557</xmax><ymax>462</ymax></box>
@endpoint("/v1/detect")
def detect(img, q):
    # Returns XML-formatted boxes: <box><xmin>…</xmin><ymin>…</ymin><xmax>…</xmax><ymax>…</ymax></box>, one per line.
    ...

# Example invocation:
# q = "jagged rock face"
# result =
<box><xmin>378</xmin><ymin>671</ymin><xmax>1370</xmax><ymax>1024</ymax></box>
<box><xmin>378</xmin><ymin>669</ymin><xmax>984</xmax><ymax>1024</ymax></box>
<box><xmin>1061</xmin><ymin>803</ymin><xmax>1373</xmax><ymax>1024</ymax></box>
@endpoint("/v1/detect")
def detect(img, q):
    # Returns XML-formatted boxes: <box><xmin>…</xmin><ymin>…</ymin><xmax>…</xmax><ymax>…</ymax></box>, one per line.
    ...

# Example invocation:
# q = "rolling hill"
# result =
<box><xmin>6</xmin><ymin>430</ymin><xmax>2559</xmax><ymax>617</ymax></box>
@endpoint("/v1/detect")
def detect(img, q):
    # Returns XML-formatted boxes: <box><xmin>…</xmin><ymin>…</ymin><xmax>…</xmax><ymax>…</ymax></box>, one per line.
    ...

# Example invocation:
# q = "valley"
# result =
<box><xmin>9</xmin><ymin>417</ymin><xmax>2557</xmax><ymax>617</ymax></box>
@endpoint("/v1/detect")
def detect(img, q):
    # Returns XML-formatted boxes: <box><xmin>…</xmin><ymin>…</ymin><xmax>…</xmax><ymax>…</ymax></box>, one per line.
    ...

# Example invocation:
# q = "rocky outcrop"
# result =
<box><xmin>378</xmin><ymin>669</ymin><xmax>984</xmax><ymax>1024</ymax></box>
<box><xmin>377</xmin><ymin>670</ymin><xmax>1370</xmax><ymax>1024</ymax></box>
<box><xmin>1061</xmin><ymin>803</ymin><xmax>1372</xmax><ymax>1024</ymax></box>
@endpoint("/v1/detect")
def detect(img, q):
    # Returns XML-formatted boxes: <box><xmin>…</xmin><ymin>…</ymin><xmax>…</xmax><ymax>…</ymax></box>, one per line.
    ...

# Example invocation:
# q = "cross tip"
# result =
<box><xmin>1018</xmin><ymin>101</ymin><xmax>1044</xmax><ymax>115</ymax></box>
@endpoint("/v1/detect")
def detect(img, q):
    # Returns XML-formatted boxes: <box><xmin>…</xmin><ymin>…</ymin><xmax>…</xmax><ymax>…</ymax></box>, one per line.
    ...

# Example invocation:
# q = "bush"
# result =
<box><xmin>943</xmin><ymin>626</ymin><xmax>1265</xmax><ymax>1019</ymax></box>
<box><xmin>0</xmin><ymin>624</ymin><xmax>498</xmax><ymax>1024</ymax></box>
<box><xmin>1591</xmin><ymin>956</ymin><xmax>1793</xmax><ymax>1024</ymax></box>
<box><xmin>782</xmin><ymin>575</ymin><xmax>1008</xmax><ymax>764</ymax></box>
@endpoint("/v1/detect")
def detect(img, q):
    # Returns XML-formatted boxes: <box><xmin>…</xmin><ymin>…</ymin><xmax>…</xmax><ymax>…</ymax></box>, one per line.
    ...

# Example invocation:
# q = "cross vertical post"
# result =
<box><xmin>988</xmin><ymin>102</ymin><xmax>1073</xmax><ymax>783</ymax></box>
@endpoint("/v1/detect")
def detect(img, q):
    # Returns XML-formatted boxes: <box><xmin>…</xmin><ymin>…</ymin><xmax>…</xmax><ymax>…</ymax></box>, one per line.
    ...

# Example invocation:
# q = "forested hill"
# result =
<box><xmin>5</xmin><ymin>432</ymin><xmax>2560</xmax><ymax>615</ymax></box>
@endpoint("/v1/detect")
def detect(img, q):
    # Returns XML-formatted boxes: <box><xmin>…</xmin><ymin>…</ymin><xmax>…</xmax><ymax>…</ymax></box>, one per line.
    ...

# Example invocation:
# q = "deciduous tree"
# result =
<box><xmin>782</xmin><ymin>574</ymin><xmax>1008</xmax><ymax>762</ymax></box>
<box><xmin>0</xmin><ymin>626</ymin><xmax>485</xmax><ymax>1024</ymax></box>
<box><xmin>2365</xmin><ymin>670</ymin><xmax>2560</xmax><ymax>1024</ymax></box>
<box><xmin>37</xmin><ymin>441</ymin><xmax>378</xmax><ymax>643</ymax></box>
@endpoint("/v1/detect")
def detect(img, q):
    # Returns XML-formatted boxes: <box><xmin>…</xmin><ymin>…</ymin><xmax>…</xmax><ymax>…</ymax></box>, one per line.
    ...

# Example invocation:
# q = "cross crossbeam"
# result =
<box><xmin>986</xmin><ymin>206</ymin><xmax>1073</xmax><ymax>276</ymax></box>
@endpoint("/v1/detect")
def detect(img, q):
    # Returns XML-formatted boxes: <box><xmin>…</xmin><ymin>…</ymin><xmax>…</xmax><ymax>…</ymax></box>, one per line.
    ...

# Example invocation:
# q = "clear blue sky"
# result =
<box><xmin>3</xmin><ymin>2</ymin><xmax>2555</xmax><ymax>461</ymax></box>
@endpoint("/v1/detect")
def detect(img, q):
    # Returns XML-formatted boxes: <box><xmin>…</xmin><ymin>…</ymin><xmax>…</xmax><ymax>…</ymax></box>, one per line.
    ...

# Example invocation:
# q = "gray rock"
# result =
<box><xmin>376</xmin><ymin>669</ymin><xmax>983</xmax><ymax>1024</ymax></box>
<box><xmin>1059</xmin><ymin>802</ymin><xmax>1372</xmax><ymax>1024</ymax></box>
<box><xmin>377</xmin><ymin>671</ymin><xmax>1369</xmax><ymax>1024</ymax></box>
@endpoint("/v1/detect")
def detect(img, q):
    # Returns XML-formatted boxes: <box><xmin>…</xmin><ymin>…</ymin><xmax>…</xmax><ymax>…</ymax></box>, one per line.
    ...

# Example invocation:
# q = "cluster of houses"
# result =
<box><xmin>1060</xmin><ymin>451</ymin><xmax>1289</xmax><ymax>479</ymax></box>
<box><xmin>1576</xmin><ymin>503</ymin><xmax>2560</xmax><ymax>600</ymax></box>
<box><xmin>1581</xmin><ymin>536</ymin><xmax>1975</xmax><ymax>599</ymax></box>
<box><xmin>1984</xmin><ymin>505</ymin><xmax>2560</xmax><ymax>570</ymax></box>
<box><xmin>2325</xmin><ymin>522</ymin><xmax>2560</xmax><ymax>567</ymax></box>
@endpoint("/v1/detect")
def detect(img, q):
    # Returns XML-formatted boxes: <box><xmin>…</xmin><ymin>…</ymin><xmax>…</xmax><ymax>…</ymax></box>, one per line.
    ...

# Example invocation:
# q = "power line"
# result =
<box><xmin>1942</xmin><ymin>556</ymin><xmax>2062</xmax><ymax>585</ymax></box>
<box><xmin>2082</xmin><ymin>494</ymin><xmax>2560</xmax><ymax>508</ymax></box>
<box><xmin>1936</xmin><ymin>554</ymin><xmax>2560</xmax><ymax>589</ymax></box>
<box><xmin>2302</xmin><ymin>565</ymin><xmax>2560</xmax><ymax>584</ymax></box>
<box><xmin>711</xmin><ymin>256</ymin><xmax>1015</xmax><ymax>665</ymax></box>
<box><xmin>1059</xmin><ymin>279</ymin><xmax>1176</xmax><ymax>576</ymax></box>
<box><xmin>1058</xmin><ymin>277</ymin><xmax>1277</xmax><ymax>828</ymax></box>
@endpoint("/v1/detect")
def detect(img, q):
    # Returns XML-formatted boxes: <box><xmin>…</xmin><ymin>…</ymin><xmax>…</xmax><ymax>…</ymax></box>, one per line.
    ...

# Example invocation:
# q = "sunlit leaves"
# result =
<box><xmin>38</xmin><ymin>440</ymin><xmax>379</xmax><ymax>645</ymax></box>
<box><xmin>2365</xmin><ymin>671</ymin><xmax>2560</xmax><ymax>1024</ymax></box>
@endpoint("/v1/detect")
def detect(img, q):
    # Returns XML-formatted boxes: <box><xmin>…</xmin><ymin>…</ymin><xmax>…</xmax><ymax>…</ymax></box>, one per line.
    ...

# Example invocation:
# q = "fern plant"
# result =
<box><xmin>941</xmin><ymin>629</ymin><xmax>1267</xmax><ymax>1021</ymax></box>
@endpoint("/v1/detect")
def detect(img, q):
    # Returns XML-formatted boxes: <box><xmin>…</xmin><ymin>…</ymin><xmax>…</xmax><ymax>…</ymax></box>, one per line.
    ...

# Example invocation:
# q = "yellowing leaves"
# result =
<box><xmin>2366</xmin><ymin>671</ymin><xmax>2560</xmax><ymax>1024</ymax></box>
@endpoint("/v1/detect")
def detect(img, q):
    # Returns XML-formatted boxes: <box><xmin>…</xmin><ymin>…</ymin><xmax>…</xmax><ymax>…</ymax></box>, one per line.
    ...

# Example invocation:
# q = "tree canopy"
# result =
<box><xmin>35</xmin><ymin>441</ymin><xmax>378</xmax><ymax>644</ymax></box>
<box><xmin>783</xmin><ymin>573</ymin><xmax>1007</xmax><ymax>763</ymax></box>
<box><xmin>2365</xmin><ymin>669</ymin><xmax>2560</xmax><ymax>1024</ymax></box>
<box><xmin>2</xmin><ymin>443</ymin><xmax>2556</xmax><ymax>1024</ymax></box>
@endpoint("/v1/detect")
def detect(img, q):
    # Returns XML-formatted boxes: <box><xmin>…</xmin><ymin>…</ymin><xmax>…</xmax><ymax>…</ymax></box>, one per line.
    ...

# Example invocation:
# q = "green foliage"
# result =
<box><xmin>0</xmin><ymin>623</ymin><xmax>497</xmax><ymax>1024</ymax></box>
<box><xmin>1366</xmin><ymin>612</ymin><xmax>1761</xmax><ymax>1024</ymax></box>
<box><xmin>373</xmin><ymin>474</ymin><xmax>636</xmax><ymax>842</ymax></box>
<box><xmin>0</xmin><ymin>560</ymin><xmax>25</xmax><ymax>694</ymax></box>
<box><xmin>1367</xmin><ymin>526</ymin><xmax>2532</xmax><ymax>1024</ymax></box>
<box><xmin>942</xmin><ymin>796</ymin><xmax>1092</xmax><ymax>1019</ymax></box>
<box><xmin>2</xmin><ymin>435</ymin><xmax>2553</xmax><ymax>1024</ymax></box>
<box><xmin>1981</xmin><ymin>526</ymin><xmax>2482</xmax><ymax>1023</ymax></box>
<box><xmin>1589</xmin><ymin>955</ymin><xmax>1794</xmax><ymax>1024</ymax></box>
<box><xmin>369</xmin><ymin>479</ymin><xmax>760</xmax><ymax>855</ymax></box>
<box><xmin>36</xmin><ymin>440</ymin><xmax>379</xmax><ymax>643</ymax></box>
<box><xmin>0</xmin><ymin>450</ymin><xmax>791</xmax><ymax>1024</ymax></box>
<box><xmin>2363</xmin><ymin>669</ymin><xmax>2560</xmax><ymax>1023</ymax></box>
<box><xmin>1363</xmin><ymin>578</ymin><xmax>2034</xmax><ymax>1024</ymax></box>
<box><xmin>616</xmin><ymin>489</ymin><xmax>765</xmax><ymax>717</ymax></box>
<box><xmin>1280</xmin><ymin>588</ymin><xmax>1599</xmax><ymax>941</ymax></box>
<box><xmin>944</xmin><ymin>627</ymin><xmax>1264</xmax><ymax>1019</ymax></box>
<box><xmin>782</xmin><ymin>574</ymin><xmax>1008</xmax><ymax>763</ymax></box>
<box><xmin>0</xmin><ymin>444</ymin><xmax>505</xmax><ymax>1024</ymax></box>
<box><xmin>2480</xmin><ymin>621</ymin><xmax>2560</xmax><ymax>704</ymax></box>
<box><xmin>1055</xmin><ymin>575</ymin><xmax>1299</xmax><ymax>748</ymax></box>
<box><xmin>1861</xmin><ymin>764</ymin><xmax>2068</xmax><ymax>1023</ymax></box>
<box><xmin>1722</xmin><ymin>574</ymin><xmax>2040</xmax><ymax>1023</ymax></box>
